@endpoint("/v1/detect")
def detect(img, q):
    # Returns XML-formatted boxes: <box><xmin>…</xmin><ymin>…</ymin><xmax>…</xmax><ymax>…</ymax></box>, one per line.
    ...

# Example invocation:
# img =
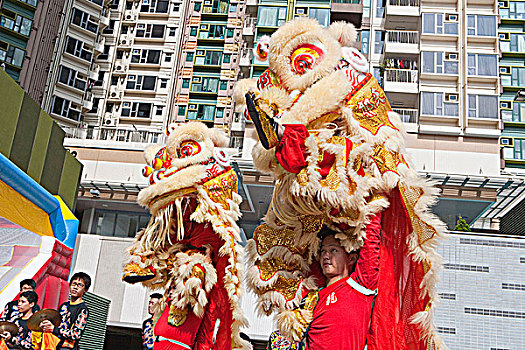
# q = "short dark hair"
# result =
<box><xmin>20</xmin><ymin>279</ymin><xmax>36</xmax><ymax>290</ymax></box>
<box><xmin>150</xmin><ymin>293</ymin><xmax>163</xmax><ymax>299</ymax></box>
<box><xmin>70</xmin><ymin>272</ymin><xmax>91</xmax><ymax>291</ymax></box>
<box><xmin>318</xmin><ymin>226</ymin><xmax>337</xmax><ymax>240</ymax></box>
<box><xmin>20</xmin><ymin>290</ymin><xmax>38</xmax><ymax>305</ymax></box>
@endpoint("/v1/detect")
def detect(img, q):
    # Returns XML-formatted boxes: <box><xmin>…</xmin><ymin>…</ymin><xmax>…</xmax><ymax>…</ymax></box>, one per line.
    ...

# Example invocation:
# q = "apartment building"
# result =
<box><xmin>499</xmin><ymin>0</ymin><xmax>525</xmax><ymax>172</ymax></box>
<box><xmin>42</xmin><ymin>0</ymin><xmax>109</xmax><ymax>127</ymax></box>
<box><xmin>0</xmin><ymin>0</ymin><xmax>67</xmax><ymax>104</ymax></box>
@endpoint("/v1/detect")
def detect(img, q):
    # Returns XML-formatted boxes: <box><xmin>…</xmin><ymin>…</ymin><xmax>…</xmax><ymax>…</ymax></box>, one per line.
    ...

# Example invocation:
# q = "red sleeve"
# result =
<box><xmin>351</xmin><ymin>212</ymin><xmax>382</xmax><ymax>290</ymax></box>
<box><xmin>193</xmin><ymin>286</ymin><xmax>232</xmax><ymax>350</ymax></box>
<box><xmin>275</xmin><ymin>124</ymin><xmax>309</xmax><ymax>174</ymax></box>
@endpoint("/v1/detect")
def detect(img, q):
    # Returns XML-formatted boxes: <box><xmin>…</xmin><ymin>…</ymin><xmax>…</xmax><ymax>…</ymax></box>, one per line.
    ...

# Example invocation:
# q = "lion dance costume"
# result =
<box><xmin>123</xmin><ymin>123</ymin><xmax>249</xmax><ymax>349</ymax></box>
<box><xmin>234</xmin><ymin>18</ymin><xmax>448</xmax><ymax>349</ymax></box>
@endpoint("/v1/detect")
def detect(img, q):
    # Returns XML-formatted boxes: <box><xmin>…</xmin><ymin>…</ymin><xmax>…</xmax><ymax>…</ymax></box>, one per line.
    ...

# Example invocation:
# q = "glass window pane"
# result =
<box><xmin>477</xmin><ymin>55</ymin><xmax>497</xmax><ymax>76</ymax></box>
<box><xmin>423</xmin><ymin>14</ymin><xmax>434</xmax><ymax>34</ymax></box>
<box><xmin>422</xmin><ymin>52</ymin><xmax>434</xmax><ymax>73</ymax></box>
<box><xmin>421</xmin><ymin>92</ymin><xmax>435</xmax><ymax>115</ymax></box>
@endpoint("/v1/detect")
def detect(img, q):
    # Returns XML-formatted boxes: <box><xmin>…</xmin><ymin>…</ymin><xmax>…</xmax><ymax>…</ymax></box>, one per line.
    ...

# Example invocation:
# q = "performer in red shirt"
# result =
<box><xmin>305</xmin><ymin>212</ymin><xmax>381</xmax><ymax>350</ymax></box>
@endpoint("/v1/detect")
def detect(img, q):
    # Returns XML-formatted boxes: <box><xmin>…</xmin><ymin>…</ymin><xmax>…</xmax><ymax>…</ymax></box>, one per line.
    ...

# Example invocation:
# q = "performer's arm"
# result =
<box><xmin>53</xmin><ymin>305</ymin><xmax>89</xmax><ymax>342</ymax></box>
<box><xmin>0</xmin><ymin>303</ymin><xmax>9</xmax><ymax>322</ymax></box>
<box><xmin>351</xmin><ymin>212</ymin><xmax>382</xmax><ymax>291</ymax></box>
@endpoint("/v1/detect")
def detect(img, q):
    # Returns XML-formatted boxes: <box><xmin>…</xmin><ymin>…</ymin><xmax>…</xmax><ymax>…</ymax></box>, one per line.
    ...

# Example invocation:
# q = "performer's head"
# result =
<box><xmin>18</xmin><ymin>290</ymin><xmax>38</xmax><ymax>315</ymax></box>
<box><xmin>148</xmin><ymin>293</ymin><xmax>162</xmax><ymax>316</ymax></box>
<box><xmin>69</xmin><ymin>272</ymin><xmax>91</xmax><ymax>300</ymax></box>
<box><xmin>319</xmin><ymin>228</ymin><xmax>359</xmax><ymax>284</ymax></box>
<box><xmin>19</xmin><ymin>278</ymin><xmax>36</xmax><ymax>292</ymax></box>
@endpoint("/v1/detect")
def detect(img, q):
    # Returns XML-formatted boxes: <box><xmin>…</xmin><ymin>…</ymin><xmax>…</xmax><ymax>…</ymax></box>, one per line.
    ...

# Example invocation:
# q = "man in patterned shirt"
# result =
<box><xmin>40</xmin><ymin>272</ymin><xmax>91</xmax><ymax>350</ymax></box>
<box><xmin>0</xmin><ymin>279</ymin><xmax>40</xmax><ymax>322</ymax></box>
<box><xmin>1</xmin><ymin>290</ymin><xmax>38</xmax><ymax>349</ymax></box>
<box><xmin>142</xmin><ymin>293</ymin><xmax>162</xmax><ymax>350</ymax></box>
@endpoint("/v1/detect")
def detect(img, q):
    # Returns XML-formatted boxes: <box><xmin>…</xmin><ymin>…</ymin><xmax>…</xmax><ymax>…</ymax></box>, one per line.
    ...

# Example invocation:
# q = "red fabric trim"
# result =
<box><xmin>275</xmin><ymin>125</ymin><xmax>309</xmax><ymax>174</ymax></box>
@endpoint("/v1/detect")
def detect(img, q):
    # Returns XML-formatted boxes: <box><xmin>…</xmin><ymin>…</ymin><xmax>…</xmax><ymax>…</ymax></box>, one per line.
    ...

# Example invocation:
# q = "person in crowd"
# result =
<box><xmin>1</xmin><ymin>290</ymin><xmax>38</xmax><ymax>349</ymax></box>
<box><xmin>40</xmin><ymin>272</ymin><xmax>91</xmax><ymax>350</ymax></box>
<box><xmin>0</xmin><ymin>279</ymin><xmax>40</xmax><ymax>322</ymax></box>
<box><xmin>142</xmin><ymin>293</ymin><xmax>162</xmax><ymax>350</ymax></box>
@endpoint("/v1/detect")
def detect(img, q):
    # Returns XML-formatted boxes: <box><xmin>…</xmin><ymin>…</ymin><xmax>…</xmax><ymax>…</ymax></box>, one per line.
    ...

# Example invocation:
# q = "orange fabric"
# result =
<box><xmin>0</xmin><ymin>338</ymin><xmax>8</xmax><ymax>350</ymax></box>
<box><xmin>32</xmin><ymin>332</ymin><xmax>61</xmax><ymax>350</ymax></box>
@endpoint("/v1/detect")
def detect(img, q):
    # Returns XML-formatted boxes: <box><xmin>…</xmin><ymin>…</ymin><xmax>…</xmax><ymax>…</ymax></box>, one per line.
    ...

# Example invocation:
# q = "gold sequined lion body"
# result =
<box><xmin>234</xmin><ymin>18</ymin><xmax>447</xmax><ymax>349</ymax></box>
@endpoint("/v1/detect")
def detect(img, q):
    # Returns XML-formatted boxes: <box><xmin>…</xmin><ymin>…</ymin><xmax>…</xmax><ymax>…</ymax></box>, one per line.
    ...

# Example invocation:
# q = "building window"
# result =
<box><xmin>422</xmin><ymin>13</ymin><xmax>458</xmax><ymax>35</ymax></box>
<box><xmin>502</xmin><ymin>67</ymin><xmax>525</xmax><ymax>87</ymax></box>
<box><xmin>93</xmin><ymin>210</ymin><xmax>150</xmax><ymax>237</ymax></box>
<box><xmin>131</xmin><ymin>49</ymin><xmax>161</xmax><ymax>64</ymax></box>
<box><xmin>191</xmin><ymin>77</ymin><xmax>219</xmax><ymax>93</ymax></box>
<box><xmin>169</xmin><ymin>27</ymin><xmax>177</xmax><ymax>36</ymax></box>
<box><xmin>437</xmin><ymin>327</ymin><xmax>456</xmax><ymax>335</ymax></box>
<box><xmin>160</xmin><ymin>79</ymin><xmax>168</xmax><ymax>88</ymax></box>
<box><xmin>363</xmin><ymin>0</ymin><xmax>370</xmax><ymax>17</ymax></box>
<box><xmin>178</xmin><ymin>106</ymin><xmax>186</xmax><ymax>116</ymax></box>
<box><xmin>219</xmin><ymin>80</ymin><xmax>227</xmax><ymax>90</ymax></box>
<box><xmin>136</xmin><ymin>24</ymin><xmax>165</xmax><ymax>38</ymax></box>
<box><xmin>58</xmin><ymin>66</ymin><xmax>86</xmax><ymax>91</ymax></box>
<box><xmin>308</xmin><ymin>8</ymin><xmax>330</xmax><ymax>27</ymax></box>
<box><xmin>164</xmin><ymin>53</ymin><xmax>172</xmax><ymax>62</ymax></box>
<box><xmin>502</xmin><ymin>283</ymin><xmax>525</xmax><ymax>291</ymax></box>
<box><xmin>156</xmin><ymin>106</ymin><xmax>164</xmax><ymax>116</ymax></box>
<box><xmin>257</xmin><ymin>6</ymin><xmax>286</xmax><ymax>27</ymax></box>
<box><xmin>505</xmin><ymin>138</ymin><xmax>525</xmax><ymax>160</ymax></box>
<box><xmin>186</xmin><ymin>52</ymin><xmax>194</xmax><ymax>62</ymax></box>
<box><xmin>502</xmin><ymin>102</ymin><xmax>525</xmax><ymax>123</ymax></box>
<box><xmin>103</xmin><ymin>19</ymin><xmax>115</xmax><ymax>34</ymax></box>
<box><xmin>51</xmin><ymin>96</ymin><xmax>80</xmax><ymax>121</ymax></box>
<box><xmin>422</xmin><ymin>52</ymin><xmax>458</xmax><ymax>74</ymax></box>
<box><xmin>439</xmin><ymin>293</ymin><xmax>456</xmax><ymax>300</ymax></box>
<box><xmin>187</xmin><ymin>104</ymin><xmax>216</xmax><ymax>121</ymax></box>
<box><xmin>0</xmin><ymin>42</ymin><xmax>25</xmax><ymax>67</ymax></box>
<box><xmin>126</xmin><ymin>75</ymin><xmax>157</xmax><ymax>90</ymax></box>
<box><xmin>468</xmin><ymin>95</ymin><xmax>498</xmax><ymax>119</ymax></box>
<box><xmin>376</xmin><ymin>0</ymin><xmax>385</xmax><ymax>17</ymax></box>
<box><xmin>374</xmin><ymin>31</ymin><xmax>385</xmax><ymax>54</ymax></box>
<box><xmin>361</xmin><ymin>30</ymin><xmax>370</xmax><ymax>54</ymax></box>
<box><xmin>464</xmin><ymin>307</ymin><xmax>525</xmax><ymax>319</ymax></box>
<box><xmin>443</xmin><ymin>263</ymin><xmax>489</xmax><ymax>272</ymax></box>
<box><xmin>198</xmin><ymin>24</ymin><xmax>225</xmax><ymax>39</ymax></box>
<box><xmin>500</xmin><ymin>1</ymin><xmax>525</xmax><ymax>20</ymax></box>
<box><xmin>223</xmin><ymin>54</ymin><xmax>231</xmax><ymax>63</ymax></box>
<box><xmin>500</xmin><ymin>33</ymin><xmax>525</xmax><ymax>53</ymax></box>
<box><xmin>190</xmin><ymin>26</ymin><xmax>197</xmax><ymax>36</ymax></box>
<box><xmin>182</xmin><ymin>78</ymin><xmax>190</xmax><ymax>88</ymax></box>
<box><xmin>195</xmin><ymin>50</ymin><xmax>222</xmax><ymax>65</ymax></box>
<box><xmin>18</xmin><ymin>0</ymin><xmax>38</xmax><ymax>6</ymax></box>
<box><xmin>226</xmin><ymin>29</ymin><xmax>234</xmax><ymax>38</ymax></box>
<box><xmin>229</xmin><ymin>3</ymin><xmax>237</xmax><ymax>12</ymax></box>
<box><xmin>467</xmin><ymin>54</ymin><xmax>497</xmax><ymax>76</ymax></box>
<box><xmin>71</xmin><ymin>8</ymin><xmax>98</xmax><ymax>33</ymax></box>
<box><xmin>194</xmin><ymin>2</ymin><xmax>201</xmax><ymax>11</ymax></box>
<box><xmin>124</xmin><ymin>102</ymin><xmax>152</xmax><ymax>118</ymax></box>
<box><xmin>64</xmin><ymin>36</ymin><xmax>93</xmax><ymax>62</ymax></box>
<box><xmin>421</xmin><ymin>92</ymin><xmax>459</xmax><ymax>117</ymax></box>
<box><xmin>140</xmin><ymin>0</ymin><xmax>168</xmax><ymax>13</ymax></box>
<box><xmin>0</xmin><ymin>11</ymin><xmax>33</xmax><ymax>36</ymax></box>
<box><xmin>467</xmin><ymin>15</ymin><xmax>496</xmax><ymax>36</ymax></box>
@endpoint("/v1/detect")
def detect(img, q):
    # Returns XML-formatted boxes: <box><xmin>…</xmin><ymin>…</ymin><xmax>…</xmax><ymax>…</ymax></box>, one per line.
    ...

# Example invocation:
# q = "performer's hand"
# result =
<box><xmin>0</xmin><ymin>331</ymin><xmax>11</xmax><ymax>341</ymax></box>
<box><xmin>40</xmin><ymin>320</ymin><xmax>54</xmax><ymax>333</ymax></box>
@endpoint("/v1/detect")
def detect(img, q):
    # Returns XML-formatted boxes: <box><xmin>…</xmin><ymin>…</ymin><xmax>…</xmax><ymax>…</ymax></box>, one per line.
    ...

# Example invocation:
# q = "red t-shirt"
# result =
<box><xmin>305</xmin><ymin>213</ymin><xmax>382</xmax><ymax>350</ymax></box>
<box><xmin>153</xmin><ymin>303</ymin><xmax>202</xmax><ymax>350</ymax></box>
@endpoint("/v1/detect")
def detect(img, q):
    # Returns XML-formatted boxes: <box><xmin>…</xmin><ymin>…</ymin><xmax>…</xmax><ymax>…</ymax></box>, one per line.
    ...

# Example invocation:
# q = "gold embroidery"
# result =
<box><xmin>257</xmin><ymin>275</ymin><xmax>303</xmax><ymax>301</ymax></box>
<box><xmin>399</xmin><ymin>184</ymin><xmax>437</xmax><ymax>245</ymax></box>
<box><xmin>297</xmin><ymin>168</ymin><xmax>309</xmax><ymax>187</ymax></box>
<box><xmin>253</xmin><ymin>224</ymin><xmax>299</xmax><ymax>255</ymax></box>
<box><xmin>303</xmin><ymin>291</ymin><xmax>319</xmax><ymax>312</ymax></box>
<box><xmin>348</xmin><ymin>78</ymin><xmax>396</xmax><ymax>135</ymax></box>
<box><xmin>371</xmin><ymin>144</ymin><xmax>406</xmax><ymax>175</ymax></box>
<box><xmin>257</xmin><ymin>257</ymin><xmax>300</xmax><ymax>281</ymax></box>
<box><xmin>299</xmin><ymin>215</ymin><xmax>325</xmax><ymax>234</ymax></box>
<box><xmin>168</xmin><ymin>305</ymin><xmax>188</xmax><ymax>327</ymax></box>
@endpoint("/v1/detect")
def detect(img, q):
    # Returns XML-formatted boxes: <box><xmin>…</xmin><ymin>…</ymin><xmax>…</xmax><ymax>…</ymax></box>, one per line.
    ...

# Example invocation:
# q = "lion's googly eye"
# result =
<box><xmin>290</xmin><ymin>42</ymin><xmax>325</xmax><ymax>75</ymax></box>
<box><xmin>177</xmin><ymin>140</ymin><xmax>202</xmax><ymax>158</ymax></box>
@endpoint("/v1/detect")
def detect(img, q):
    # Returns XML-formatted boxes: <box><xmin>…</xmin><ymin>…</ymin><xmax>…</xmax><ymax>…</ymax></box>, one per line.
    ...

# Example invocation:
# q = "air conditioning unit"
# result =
<box><xmin>296</xmin><ymin>8</ymin><xmax>306</xmax><ymax>15</ymax></box>
<box><xmin>104</xmin><ymin>118</ymin><xmax>116</xmax><ymax>126</ymax></box>
<box><xmin>445</xmin><ymin>93</ymin><xmax>458</xmax><ymax>102</ymax></box>
<box><xmin>500</xmin><ymin>102</ymin><xmax>510</xmax><ymax>108</ymax></box>
<box><xmin>500</xmin><ymin>67</ymin><xmax>509</xmax><ymax>74</ymax></box>
<box><xmin>500</xmin><ymin>137</ymin><xmax>513</xmax><ymax>146</ymax></box>
<box><xmin>446</xmin><ymin>53</ymin><xmax>458</xmax><ymax>60</ymax></box>
<box><xmin>447</xmin><ymin>14</ymin><xmax>458</xmax><ymax>21</ymax></box>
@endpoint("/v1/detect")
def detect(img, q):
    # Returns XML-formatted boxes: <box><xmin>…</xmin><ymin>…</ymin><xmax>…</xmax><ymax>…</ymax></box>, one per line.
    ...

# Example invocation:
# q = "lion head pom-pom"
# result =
<box><xmin>254</xmin><ymin>35</ymin><xmax>271</xmax><ymax>62</ymax></box>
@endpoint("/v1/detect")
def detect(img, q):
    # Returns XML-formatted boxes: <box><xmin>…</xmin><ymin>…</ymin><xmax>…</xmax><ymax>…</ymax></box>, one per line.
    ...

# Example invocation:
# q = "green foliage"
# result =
<box><xmin>455</xmin><ymin>215</ymin><xmax>471</xmax><ymax>232</ymax></box>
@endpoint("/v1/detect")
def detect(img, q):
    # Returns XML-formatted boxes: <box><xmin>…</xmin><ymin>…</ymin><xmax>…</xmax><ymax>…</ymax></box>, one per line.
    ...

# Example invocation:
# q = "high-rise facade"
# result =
<box><xmin>436</xmin><ymin>231</ymin><xmax>525</xmax><ymax>349</ymax></box>
<box><xmin>42</xmin><ymin>0</ymin><xmax>109</xmax><ymax>127</ymax></box>
<box><xmin>0</xmin><ymin>0</ymin><xmax>68</xmax><ymax>104</ymax></box>
<box><xmin>499</xmin><ymin>0</ymin><xmax>525</xmax><ymax>172</ymax></box>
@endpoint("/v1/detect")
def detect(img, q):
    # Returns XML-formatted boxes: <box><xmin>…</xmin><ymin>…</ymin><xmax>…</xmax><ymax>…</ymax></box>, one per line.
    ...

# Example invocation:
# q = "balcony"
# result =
<box><xmin>383</xmin><ymin>69</ymin><xmax>419</xmax><ymax>93</ymax></box>
<box><xmin>243</xmin><ymin>18</ymin><xmax>255</xmax><ymax>36</ymax></box>
<box><xmin>99</xmin><ymin>9</ymin><xmax>110</xmax><ymax>28</ymax></box>
<box><xmin>240</xmin><ymin>50</ymin><xmax>252</xmax><ymax>66</ymax></box>
<box><xmin>331</xmin><ymin>0</ymin><xmax>363</xmax><ymax>27</ymax></box>
<box><xmin>385</xmin><ymin>0</ymin><xmax>419</xmax><ymax>28</ymax></box>
<box><xmin>64</xmin><ymin>126</ymin><xmax>164</xmax><ymax>144</ymax></box>
<box><xmin>393</xmin><ymin>108</ymin><xmax>418</xmax><ymax>123</ymax></box>
<box><xmin>89</xmin><ymin>63</ymin><xmax>100</xmax><ymax>81</ymax></box>
<box><xmin>94</xmin><ymin>36</ymin><xmax>105</xmax><ymax>54</ymax></box>
<box><xmin>384</xmin><ymin>31</ymin><xmax>419</xmax><ymax>54</ymax></box>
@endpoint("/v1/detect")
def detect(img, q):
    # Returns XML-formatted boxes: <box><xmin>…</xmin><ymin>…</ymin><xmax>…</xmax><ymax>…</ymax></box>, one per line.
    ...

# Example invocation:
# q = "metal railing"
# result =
<box><xmin>386</xmin><ymin>30</ymin><xmax>419</xmax><ymax>44</ymax></box>
<box><xmin>63</xmin><ymin>126</ymin><xmax>165</xmax><ymax>144</ymax></box>
<box><xmin>388</xmin><ymin>0</ymin><xmax>419</xmax><ymax>6</ymax></box>
<box><xmin>392</xmin><ymin>108</ymin><xmax>418</xmax><ymax>123</ymax></box>
<box><xmin>332</xmin><ymin>0</ymin><xmax>361</xmax><ymax>3</ymax></box>
<box><xmin>385</xmin><ymin>69</ymin><xmax>419</xmax><ymax>83</ymax></box>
